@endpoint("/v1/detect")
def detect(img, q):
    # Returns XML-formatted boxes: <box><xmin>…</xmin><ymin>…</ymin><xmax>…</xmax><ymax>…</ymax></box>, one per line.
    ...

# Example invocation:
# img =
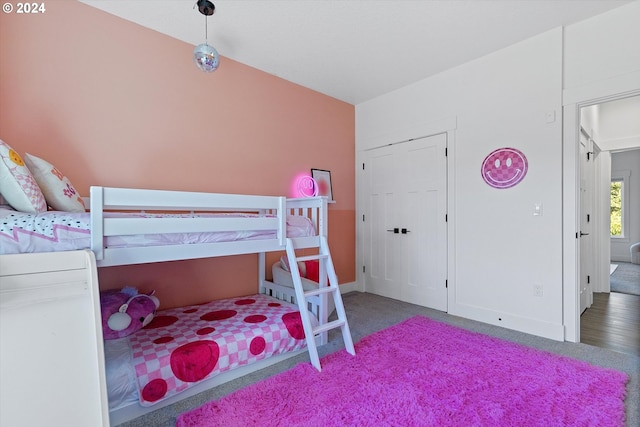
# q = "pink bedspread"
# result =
<box><xmin>129</xmin><ymin>293</ymin><xmax>310</xmax><ymax>406</ymax></box>
<box><xmin>0</xmin><ymin>206</ymin><xmax>315</xmax><ymax>255</ymax></box>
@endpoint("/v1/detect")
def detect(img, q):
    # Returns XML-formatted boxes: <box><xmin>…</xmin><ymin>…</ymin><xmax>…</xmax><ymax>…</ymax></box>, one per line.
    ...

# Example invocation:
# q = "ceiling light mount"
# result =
<box><xmin>197</xmin><ymin>0</ymin><xmax>215</xmax><ymax>16</ymax></box>
<box><xmin>193</xmin><ymin>0</ymin><xmax>220</xmax><ymax>73</ymax></box>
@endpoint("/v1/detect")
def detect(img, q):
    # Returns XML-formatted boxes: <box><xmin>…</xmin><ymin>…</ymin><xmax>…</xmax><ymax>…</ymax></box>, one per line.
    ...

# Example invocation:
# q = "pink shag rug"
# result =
<box><xmin>177</xmin><ymin>316</ymin><xmax>628</xmax><ymax>427</ymax></box>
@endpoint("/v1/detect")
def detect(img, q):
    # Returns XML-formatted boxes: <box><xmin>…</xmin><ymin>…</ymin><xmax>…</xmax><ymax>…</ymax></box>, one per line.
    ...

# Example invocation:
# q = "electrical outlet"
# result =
<box><xmin>533</xmin><ymin>283</ymin><xmax>543</xmax><ymax>297</ymax></box>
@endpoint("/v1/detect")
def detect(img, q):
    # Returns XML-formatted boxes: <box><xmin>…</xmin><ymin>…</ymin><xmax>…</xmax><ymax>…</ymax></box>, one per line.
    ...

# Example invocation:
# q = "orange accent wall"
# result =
<box><xmin>0</xmin><ymin>1</ymin><xmax>355</xmax><ymax>308</ymax></box>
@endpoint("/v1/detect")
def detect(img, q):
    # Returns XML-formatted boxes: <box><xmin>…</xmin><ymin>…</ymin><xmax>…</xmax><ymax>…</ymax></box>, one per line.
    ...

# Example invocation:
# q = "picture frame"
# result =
<box><xmin>311</xmin><ymin>168</ymin><xmax>333</xmax><ymax>201</ymax></box>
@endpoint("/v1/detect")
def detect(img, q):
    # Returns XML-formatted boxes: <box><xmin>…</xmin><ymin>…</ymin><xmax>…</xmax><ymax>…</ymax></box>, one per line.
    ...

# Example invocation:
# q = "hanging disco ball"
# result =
<box><xmin>193</xmin><ymin>43</ymin><xmax>220</xmax><ymax>72</ymax></box>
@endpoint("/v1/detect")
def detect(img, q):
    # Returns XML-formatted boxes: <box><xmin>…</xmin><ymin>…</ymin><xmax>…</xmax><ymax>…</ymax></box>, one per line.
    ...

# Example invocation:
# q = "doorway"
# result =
<box><xmin>563</xmin><ymin>86</ymin><xmax>640</xmax><ymax>343</ymax></box>
<box><xmin>573</xmin><ymin>94</ymin><xmax>640</xmax><ymax>349</ymax></box>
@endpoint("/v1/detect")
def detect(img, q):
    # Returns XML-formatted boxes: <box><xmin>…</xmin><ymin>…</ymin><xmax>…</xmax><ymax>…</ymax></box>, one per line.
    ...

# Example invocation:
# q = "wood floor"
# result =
<box><xmin>580</xmin><ymin>291</ymin><xmax>640</xmax><ymax>356</ymax></box>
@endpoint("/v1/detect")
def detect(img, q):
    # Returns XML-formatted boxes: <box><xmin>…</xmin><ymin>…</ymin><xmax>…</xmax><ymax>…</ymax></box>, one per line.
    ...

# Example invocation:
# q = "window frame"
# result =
<box><xmin>611</xmin><ymin>169</ymin><xmax>630</xmax><ymax>241</ymax></box>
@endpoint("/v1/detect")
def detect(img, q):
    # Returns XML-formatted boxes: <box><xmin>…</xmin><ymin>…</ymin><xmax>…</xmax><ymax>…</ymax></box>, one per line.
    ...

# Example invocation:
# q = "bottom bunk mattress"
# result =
<box><xmin>104</xmin><ymin>293</ymin><xmax>315</xmax><ymax>409</ymax></box>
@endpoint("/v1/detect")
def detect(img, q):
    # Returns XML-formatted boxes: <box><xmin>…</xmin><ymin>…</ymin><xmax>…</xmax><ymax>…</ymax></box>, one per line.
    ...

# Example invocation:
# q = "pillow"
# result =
<box><xmin>23</xmin><ymin>153</ymin><xmax>85</xmax><ymax>212</ymax></box>
<box><xmin>304</xmin><ymin>260</ymin><xmax>320</xmax><ymax>283</ymax></box>
<box><xmin>280</xmin><ymin>255</ymin><xmax>307</xmax><ymax>277</ymax></box>
<box><xmin>0</xmin><ymin>140</ymin><xmax>47</xmax><ymax>213</ymax></box>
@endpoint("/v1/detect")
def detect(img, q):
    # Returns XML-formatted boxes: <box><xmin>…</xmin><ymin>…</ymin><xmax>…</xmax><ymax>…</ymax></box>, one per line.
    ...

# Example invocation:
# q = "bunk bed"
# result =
<box><xmin>0</xmin><ymin>186</ymin><xmax>353</xmax><ymax>426</ymax></box>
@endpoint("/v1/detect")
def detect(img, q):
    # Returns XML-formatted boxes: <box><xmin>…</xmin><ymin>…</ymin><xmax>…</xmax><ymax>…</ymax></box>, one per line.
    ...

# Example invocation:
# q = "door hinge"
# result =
<box><xmin>445</xmin><ymin>147</ymin><xmax>448</xmax><ymax>157</ymax></box>
<box><xmin>363</xmin><ymin>265</ymin><xmax>366</xmax><ymax>273</ymax></box>
<box><xmin>445</xmin><ymin>214</ymin><xmax>448</xmax><ymax>222</ymax></box>
<box><xmin>362</xmin><ymin>163</ymin><xmax>365</xmax><ymax>170</ymax></box>
<box><xmin>587</xmin><ymin>275</ymin><xmax>590</xmax><ymax>284</ymax></box>
<box><xmin>362</xmin><ymin>214</ymin><xmax>365</xmax><ymax>222</ymax></box>
<box><xmin>445</xmin><ymin>279</ymin><xmax>448</xmax><ymax>288</ymax></box>
<box><xmin>587</xmin><ymin>214</ymin><xmax>590</xmax><ymax>223</ymax></box>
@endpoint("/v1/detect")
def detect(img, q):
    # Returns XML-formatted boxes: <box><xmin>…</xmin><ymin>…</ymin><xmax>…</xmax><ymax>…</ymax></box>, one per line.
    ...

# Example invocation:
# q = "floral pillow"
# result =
<box><xmin>0</xmin><ymin>140</ymin><xmax>47</xmax><ymax>213</ymax></box>
<box><xmin>23</xmin><ymin>153</ymin><xmax>86</xmax><ymax>212</ymax></box>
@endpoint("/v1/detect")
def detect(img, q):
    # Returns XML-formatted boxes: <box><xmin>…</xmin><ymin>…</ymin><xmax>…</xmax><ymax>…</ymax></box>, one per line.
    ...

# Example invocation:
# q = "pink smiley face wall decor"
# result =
<box><xmin>481</xmin><ymin>147</ymin><xmax>528</xmax><ymax>189</ymax></box>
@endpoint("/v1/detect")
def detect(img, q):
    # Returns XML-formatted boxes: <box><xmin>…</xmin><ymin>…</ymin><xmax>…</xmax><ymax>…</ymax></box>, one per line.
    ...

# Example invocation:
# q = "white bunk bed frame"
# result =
<box><xmin>87</xmin><ymin>186</ymin><xmax>331</xmax><ymax>311</ymax></box>
<box><xmin>89</xmin><ymin>186</ymin><xmax>323</xmax><ymax>265</ymax></box>
<box><xmin>1</xmin><ymin>186</ymin><xmax>342</xmax><ymax>426</ymax></box>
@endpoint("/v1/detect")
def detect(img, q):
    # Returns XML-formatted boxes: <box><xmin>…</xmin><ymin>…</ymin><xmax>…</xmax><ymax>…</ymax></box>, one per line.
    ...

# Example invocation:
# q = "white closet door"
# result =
<box><xmin>363</xmin><ymin>133</ymin><xmax>448</xmax><ymax>311</ymax></box>
<box><xmin>365</xmin><ymin>145</ymin><xmax>402</xmax><ymax>300</ymax></box>
<box><xmin>401</xmin><ymin>135</ymin><xmax>448</xmax><ymax>309</ymax></box>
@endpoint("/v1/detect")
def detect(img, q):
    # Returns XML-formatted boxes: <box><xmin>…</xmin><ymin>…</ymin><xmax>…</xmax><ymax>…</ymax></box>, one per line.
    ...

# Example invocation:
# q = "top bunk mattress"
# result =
<box><xmin>0</xmin><ymin>206</ymin><xmax>315</xmax><ymax>255</ymax></box>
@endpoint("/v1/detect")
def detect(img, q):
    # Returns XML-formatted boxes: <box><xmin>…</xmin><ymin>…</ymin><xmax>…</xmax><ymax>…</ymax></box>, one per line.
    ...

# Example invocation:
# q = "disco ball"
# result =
<box><xmin>193</xmin><ymin>43</ymin><xmax>220</xmax><ymax>72</ymax></box>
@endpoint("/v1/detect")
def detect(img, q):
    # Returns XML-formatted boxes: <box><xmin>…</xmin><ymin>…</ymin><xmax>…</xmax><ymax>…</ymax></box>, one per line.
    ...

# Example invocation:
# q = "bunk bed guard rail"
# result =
<box><xmin>89</xmin><ymin>186</ymin><xmax>287</xmax><ymax>263</ymax></box>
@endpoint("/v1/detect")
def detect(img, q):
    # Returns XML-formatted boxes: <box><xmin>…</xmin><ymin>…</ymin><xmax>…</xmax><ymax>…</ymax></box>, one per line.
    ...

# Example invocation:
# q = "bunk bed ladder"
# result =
<box><xmin>285</xmin><ymin>236</ymin><xmax>356</xmax><ymax>371</ymax></box>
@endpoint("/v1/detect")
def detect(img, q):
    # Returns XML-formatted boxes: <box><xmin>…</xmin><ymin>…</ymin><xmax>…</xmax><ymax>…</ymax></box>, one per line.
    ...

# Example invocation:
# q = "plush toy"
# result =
<box><xmin>100</xmin><ymin>286</ymin><xmax>160</xmax><ymax>340</ymax></box>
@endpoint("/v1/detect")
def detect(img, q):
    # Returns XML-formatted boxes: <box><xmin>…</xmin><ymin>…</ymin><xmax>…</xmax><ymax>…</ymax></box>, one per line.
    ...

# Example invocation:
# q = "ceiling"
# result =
<box><xmin>79</xmin><ymin>0</ymin><xmax>632</xmax><ymax>105</ymax></box>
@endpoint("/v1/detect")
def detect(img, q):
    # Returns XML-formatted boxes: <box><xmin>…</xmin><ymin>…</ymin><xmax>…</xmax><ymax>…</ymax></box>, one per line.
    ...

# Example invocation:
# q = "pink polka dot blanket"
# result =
<box><xmin>0</xmin><ymin>206</ymin><xmax>315</xmax><ymax>255</ymax></box>
<box><xmin>128</xmin><ymin>293</ymin><xmax>313</xmax><ymax>406</ymax></box>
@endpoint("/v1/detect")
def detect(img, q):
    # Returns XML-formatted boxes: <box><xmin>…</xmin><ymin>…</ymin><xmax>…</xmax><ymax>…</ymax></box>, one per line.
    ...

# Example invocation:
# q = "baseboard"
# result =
<box><xmin>611</xmin><ymin>257</ymin><xmax>633</xmax><ymax>263</ymax></box>
<box><xmin>338</xmin><ymin>281</ymin><xmax>360</xmax><ymax>294</ymax></box>
<box><xmin>449</xmin><ymin>302</ymin><xmax>565</xmax><ymax>341</ymax></box>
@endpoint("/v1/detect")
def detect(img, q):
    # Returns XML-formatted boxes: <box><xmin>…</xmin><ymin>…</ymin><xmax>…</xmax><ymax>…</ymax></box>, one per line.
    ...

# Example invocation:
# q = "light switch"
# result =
<box><xmin>533</xmin><ymin>203</ymin><xmax>543</xmax><ymax>216</ymax></box>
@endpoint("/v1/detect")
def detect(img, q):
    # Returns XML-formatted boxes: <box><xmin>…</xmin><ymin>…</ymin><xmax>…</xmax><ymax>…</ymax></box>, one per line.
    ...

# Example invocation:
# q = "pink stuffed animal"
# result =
<box><xmin>100</xmin><ymin>287</ymin><xmax>160</xmax><ymax>340</ymax></box>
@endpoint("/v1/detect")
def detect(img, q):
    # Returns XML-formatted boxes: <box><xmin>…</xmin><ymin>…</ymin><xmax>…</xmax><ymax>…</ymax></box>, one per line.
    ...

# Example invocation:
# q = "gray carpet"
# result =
<box><xmin>118</xmin><ymin>292</ymin><xmax>640</xmax><ymax>427</ymax></box>
<box><xmin>611</xmin><ymin>262</ymin><xmax>640</xmax><ymax>296</ymax></box>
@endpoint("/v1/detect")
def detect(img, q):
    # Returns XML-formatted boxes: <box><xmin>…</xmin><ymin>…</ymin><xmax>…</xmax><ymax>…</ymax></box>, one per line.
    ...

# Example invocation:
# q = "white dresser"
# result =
<box><xmin>0</xmin><ymin>250</ymin><xmax>109</xmax><ymax>426</ymax></box>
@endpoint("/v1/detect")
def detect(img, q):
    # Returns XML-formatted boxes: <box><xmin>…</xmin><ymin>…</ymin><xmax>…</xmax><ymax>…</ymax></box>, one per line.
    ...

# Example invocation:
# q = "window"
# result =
<box><xmin>610</xmin><ymin>170</ymin><xmax>630</xmax><ymax>239</ymax></box>
<box><xmin>610</xmin><ymin>180</ymin><xmax>622</xmax><ymax>236</ymax></box>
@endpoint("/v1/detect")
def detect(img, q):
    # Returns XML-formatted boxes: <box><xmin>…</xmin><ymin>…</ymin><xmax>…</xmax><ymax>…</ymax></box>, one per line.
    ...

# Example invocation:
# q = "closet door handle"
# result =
<box><xmin>401</xmin><ymin>228</ymin><xmax>410</xmax><ymax>234</ymax></box>
<box><xmin>387</xmin><ymin>228</ymin><xmax>399</xmax><ymax>234</ymax></box>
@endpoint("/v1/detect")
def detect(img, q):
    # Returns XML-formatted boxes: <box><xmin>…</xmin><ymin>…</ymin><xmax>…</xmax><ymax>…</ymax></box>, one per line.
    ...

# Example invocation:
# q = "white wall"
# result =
<box><xmin>611</xmin><ymin>149</ymin><xmax>640</xmax><ymax>261</ymax></box>
<box><xmin>564</xmin><ymin>1</ymin><xmax>640</xmax><ymax>93</ymax></box>
<box><xmin>579</xmin><ymin>96</ymin><xmax>640</xmax><ymax>151</ymax></box>
<box><xmin>598</xmin><ymin>96</ymin><xmax>640</xmax><ymax>151</ymax></box>
<box><xmin>356</xmin><ymin>0</ymin><xmax>640</xmax><ymax>342</ymax></box>
<box><xmin>356</xmin><ymin>28</ymin><xmax>565</xmax><ymax>340</ymax></box>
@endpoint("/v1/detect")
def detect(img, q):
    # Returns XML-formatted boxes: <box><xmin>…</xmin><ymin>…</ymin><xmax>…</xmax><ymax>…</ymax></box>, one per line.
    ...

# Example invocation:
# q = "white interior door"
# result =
<box><xmin>401</xmin><ymin>136</ymin><xmax>448</xmax><ymax>309</ymax></box>
<box><xmin>365</xmin><ymin>144</ymin><xmax>401</xmax><ymax>300</ymax></box>
<box><xmin>363</xmin><ymin>133</ymin><xmax>448</xmax><ymax>311</ymax></box>
<box><xmin>579</xmin><ymin>130</ymin><xmax>594</xmax><ymax>314</ymax></box>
